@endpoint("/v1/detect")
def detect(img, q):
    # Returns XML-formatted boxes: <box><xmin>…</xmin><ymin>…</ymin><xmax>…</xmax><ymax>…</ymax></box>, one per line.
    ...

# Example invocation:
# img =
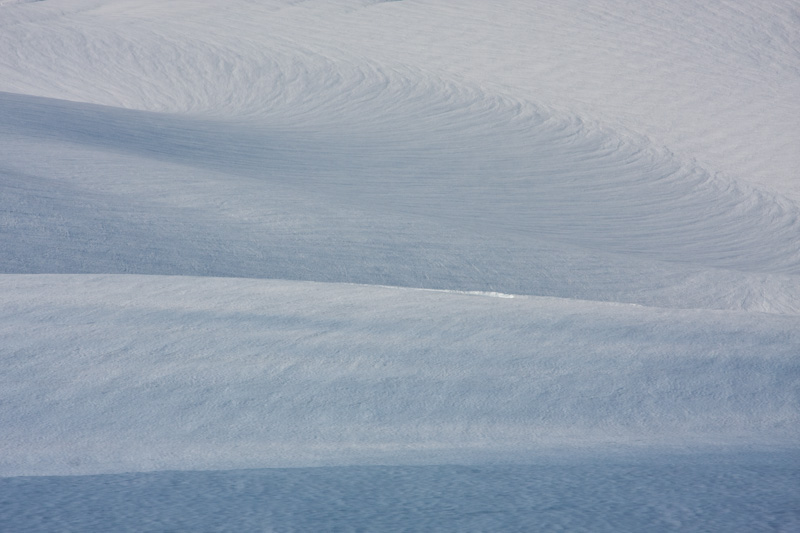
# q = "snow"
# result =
<box><xmin>1</xmin><ymin>0</ymin><xmax>798</xmax><ymax>529</ymax></box>
<box><xmin>3</xmin><ymin>458</ymin><xmax>799</xmax><ymax>532</ymax></box>
<box><xmin>2</xmin><ymin>274</ymin><xmax>797</xmax><ymax>477</ymax></box>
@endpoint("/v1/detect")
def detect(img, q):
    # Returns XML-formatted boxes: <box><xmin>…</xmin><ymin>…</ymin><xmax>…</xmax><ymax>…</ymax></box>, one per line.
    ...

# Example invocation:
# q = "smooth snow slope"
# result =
<box><xmin>0</xmin><ymin>0</ymin><xmax>798</xmax><ymax>488</ymax></box>
<box><xmin>2</xmin><ymin>275</ymin><xmax>798</xmax><ymax>476</ymax></box>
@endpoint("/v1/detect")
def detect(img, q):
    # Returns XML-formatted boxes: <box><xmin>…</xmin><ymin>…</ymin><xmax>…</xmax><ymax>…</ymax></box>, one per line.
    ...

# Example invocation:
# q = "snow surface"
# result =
<box><xmin>3</xmin><ymin>457</ymin><xmax>799</xmax><ymax>532</ymax></box>
<box><xmin>1</xmin><ymin>0</ymin><xmax>799</xmax><ymax>530</ymax></box>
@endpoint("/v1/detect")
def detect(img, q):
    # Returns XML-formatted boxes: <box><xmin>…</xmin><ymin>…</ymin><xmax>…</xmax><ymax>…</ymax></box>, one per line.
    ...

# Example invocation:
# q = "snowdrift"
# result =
<box><xmin>2</xmin><ymin>275</ymin><xmax>799</xmax><ymax>476</ymax></box>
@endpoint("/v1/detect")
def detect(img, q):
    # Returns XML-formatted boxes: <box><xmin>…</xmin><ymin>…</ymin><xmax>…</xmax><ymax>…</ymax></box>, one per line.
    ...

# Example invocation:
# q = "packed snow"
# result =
<box><xmin>1</xmin><ymin>0</ymin><xmax>798</xmax><ymax>530</ymax></box>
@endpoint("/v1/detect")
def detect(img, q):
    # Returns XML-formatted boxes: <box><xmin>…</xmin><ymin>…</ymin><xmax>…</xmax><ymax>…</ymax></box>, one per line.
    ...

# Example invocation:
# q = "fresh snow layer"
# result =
<box><xmin>1</xmin><ymin>275</ymin><xmax>798</xmax><ymax>476</ymax></box>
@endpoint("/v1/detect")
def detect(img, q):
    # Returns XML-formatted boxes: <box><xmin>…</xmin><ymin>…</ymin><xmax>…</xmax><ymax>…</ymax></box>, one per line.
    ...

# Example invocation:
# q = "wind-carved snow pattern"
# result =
<box><xmin>0</xmin><ymin>4</ymin><xmax>798</xmax><ymax>527</ymax></box>
<box><xmin>1</xmin><ymin>57</ymin><xmax>799</xmax><ymax>310</ymax></box>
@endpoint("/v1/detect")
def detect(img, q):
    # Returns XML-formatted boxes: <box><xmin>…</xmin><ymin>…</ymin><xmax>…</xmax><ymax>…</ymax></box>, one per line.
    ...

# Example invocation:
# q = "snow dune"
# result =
<box><xmin>0</xmin><ymin>0</ymin><xmax>799</xmax><ymax>529</ymax></box>
<box><xmin>2</xmin><ymin>64</ymin><xmax>799</xmax><ymax>312</ymax></box>
<box><xmin>2</xmin><ymin>274</ymin><xmax>797</xmax><ymax>476</ymax></box>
